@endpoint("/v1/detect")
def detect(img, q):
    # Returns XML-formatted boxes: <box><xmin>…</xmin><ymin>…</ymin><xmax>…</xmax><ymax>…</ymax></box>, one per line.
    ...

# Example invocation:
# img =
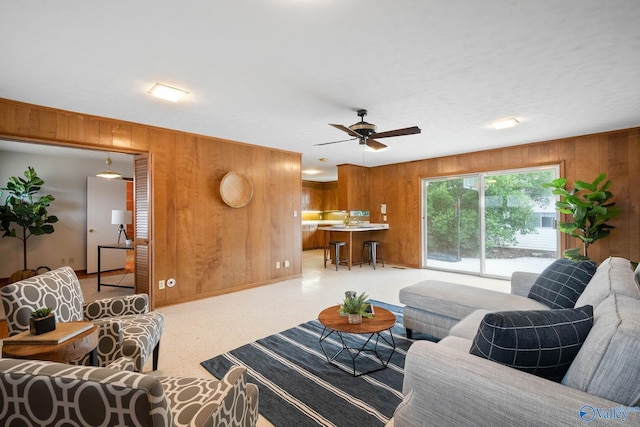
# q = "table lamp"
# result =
<box><xmin>111</xmin><ymin>210</ymin><xmax>133</xmax><ymax>244</ymax></box>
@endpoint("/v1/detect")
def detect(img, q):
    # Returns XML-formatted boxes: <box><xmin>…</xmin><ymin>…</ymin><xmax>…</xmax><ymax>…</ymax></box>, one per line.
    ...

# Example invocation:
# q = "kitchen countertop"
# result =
<box><xmin>317</xmin><ymin>223</ymin><xmax>389</xmax><ymax>231</ymax></box>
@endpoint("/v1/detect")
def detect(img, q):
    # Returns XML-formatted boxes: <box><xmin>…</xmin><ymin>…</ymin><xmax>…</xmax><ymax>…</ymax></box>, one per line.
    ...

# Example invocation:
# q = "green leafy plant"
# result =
<box><xmin>339</xmin><ymin>292</ymin><xmax>373</xmax><ymax>318</ymax></box>
<box><xmin>0</xmin><ymin>167</ymin><xmax>58</xmax><ymax>271</ymax></box>
<box><xmin>542</xmin><ymin>173</ymin><xmax>620</xmax><ymax>261</ymax></box>
<box><xmin>31</xmin><ymin>307</ymin><xmax>53</xmax><ymax>319</ymax></box>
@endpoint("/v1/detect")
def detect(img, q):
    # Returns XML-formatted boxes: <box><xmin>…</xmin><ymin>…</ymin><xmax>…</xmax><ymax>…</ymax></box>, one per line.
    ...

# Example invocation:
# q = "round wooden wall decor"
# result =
<box><xmin>220</xmin><ymin>171</ymin><xmax>254</xmax><ymax>208</ymax></box>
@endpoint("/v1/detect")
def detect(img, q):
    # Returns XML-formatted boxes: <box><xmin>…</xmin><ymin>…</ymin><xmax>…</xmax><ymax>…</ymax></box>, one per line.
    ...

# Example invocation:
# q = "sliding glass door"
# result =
<box><xmin>423</xmin><ymin>166</ymin><xmax>559</xmax><ymax>278</ymax></box>
<box><xmin>424</xmin><ymin>176</ymin><xmax>481</xmax><ymax>274</ymax></box>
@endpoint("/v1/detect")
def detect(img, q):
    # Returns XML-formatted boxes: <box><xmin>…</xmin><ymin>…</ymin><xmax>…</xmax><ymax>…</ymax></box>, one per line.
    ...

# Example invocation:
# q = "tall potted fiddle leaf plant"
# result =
<box><xmin>542</xmin><ymin>173</ymin><xmax>620</xmax><ymax>261</ymax></box>
<box><xmin>0</xmin><ymin>167</ymin><xmax>58</xmax><ymax>280</ymax></box>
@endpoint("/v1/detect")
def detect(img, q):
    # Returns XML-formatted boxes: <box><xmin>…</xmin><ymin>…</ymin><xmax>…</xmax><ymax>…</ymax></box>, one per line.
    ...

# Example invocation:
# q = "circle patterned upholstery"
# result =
<box><xmin>0</xmin><ymin>266</ymin><xmax>83</xmax><ymax>335</ymax></box>
<box><xmin>0</xmin><ymin>359</ymin><xmax>259</xmax><ymax>426</ymax></box>
<box><xmin>1</xmin><ymin>266</ymin><xmax>164</xmax><ymax>372</ymax></box>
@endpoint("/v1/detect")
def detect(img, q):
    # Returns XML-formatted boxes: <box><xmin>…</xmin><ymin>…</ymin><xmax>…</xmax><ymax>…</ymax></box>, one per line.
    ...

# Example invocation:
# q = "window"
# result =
<box><xmin>422</xmin><ymin>166</ymin><xmax>559</xmax><ymax>278</ymax></box>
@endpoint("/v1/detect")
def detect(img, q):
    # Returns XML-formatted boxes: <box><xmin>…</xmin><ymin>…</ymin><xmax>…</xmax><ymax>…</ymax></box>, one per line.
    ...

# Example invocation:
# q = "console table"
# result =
<box><xmin>97</xmin><ymin>243</ymin><xmax>135</xmax><ymax>291</ymax></box>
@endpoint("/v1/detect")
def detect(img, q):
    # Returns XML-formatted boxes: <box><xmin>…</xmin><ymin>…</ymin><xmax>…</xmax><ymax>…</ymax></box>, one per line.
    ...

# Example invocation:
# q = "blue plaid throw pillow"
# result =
<box><xmin>470</xmin><ymin>306</ymin><xmax>593</xmax><ymax>381</ymax></box>
<box><xmin>528</xmin><ymin>259</ymin><xmax>596</xmax><ymax>309</ymax></box>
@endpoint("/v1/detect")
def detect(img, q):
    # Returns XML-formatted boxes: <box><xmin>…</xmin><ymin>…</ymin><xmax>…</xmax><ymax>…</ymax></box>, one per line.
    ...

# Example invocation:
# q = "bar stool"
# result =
<box><xmin>325</xmin><ymin>241</ymin><xmax>347</xmax><ymax>271</ymax></box>
<box><xmin>361</xmin><ymin>240</ymin><xmax>384</xmax><ymax>269</ymax></box>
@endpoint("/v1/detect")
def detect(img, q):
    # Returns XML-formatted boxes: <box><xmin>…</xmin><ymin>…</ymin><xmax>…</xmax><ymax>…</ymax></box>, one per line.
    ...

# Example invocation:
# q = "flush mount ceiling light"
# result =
<box><xmin>148</xmin><ymin>83</ymin><xmax>189</xmax><ymax>102</ymax></box>
<box><xmin>302</xmin><ymin>169</ymin><xmax>322</xmax><ymax>175</ymax></box>
<box><xmin>96</xmin><ymin>153</ymin><xmax>122</xmax><ymax>179</ymax></box>
<box><xmin>490</xmin><ymin>117</ymin><xmax>519</xmax><ymax>130</ymax></box>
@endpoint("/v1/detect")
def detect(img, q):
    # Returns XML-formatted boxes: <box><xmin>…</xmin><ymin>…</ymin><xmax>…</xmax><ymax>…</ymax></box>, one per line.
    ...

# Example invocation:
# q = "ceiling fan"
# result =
<box><xmin>314</xmin><ymin>109</ymin><xmax>421</xmax><ymax>151</ymax></box>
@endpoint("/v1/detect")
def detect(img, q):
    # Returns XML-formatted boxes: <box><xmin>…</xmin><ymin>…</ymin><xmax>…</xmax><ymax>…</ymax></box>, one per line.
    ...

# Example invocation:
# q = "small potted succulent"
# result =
<box><xmin>339</xmin><ymin>292</ymin><xmax>373</xmax><ymax>324</ymax></box>
<box><xmin>29</xmin><ymin>307</ymin><xmax>56</xmax><ymax>335</ymax></box>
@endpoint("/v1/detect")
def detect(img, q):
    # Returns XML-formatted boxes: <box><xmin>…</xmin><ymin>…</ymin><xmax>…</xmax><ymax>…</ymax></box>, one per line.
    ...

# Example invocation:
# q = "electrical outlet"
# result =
<box><xmin>284</xmin><ymin>260</ymin><xmax>290</xmax><ymax>268</ymax></box>
<box><xmin>159</xmin><ymin>280</ymin><xmax>165</xmax><ymax>290</ymax></box>
<box><xmin>60</xmin><ymin>258</ymin><xmax>65</xmax><ymax>264</ymax></box>
<box><xmin>275</xmin><ymin>261</ymin><xmax>281</xmax><ymax>269</ymax></box>
<box><xmin>68</xmin><ymin>257</ymin><xmax>74</xmax><ymax>264</ymax></box>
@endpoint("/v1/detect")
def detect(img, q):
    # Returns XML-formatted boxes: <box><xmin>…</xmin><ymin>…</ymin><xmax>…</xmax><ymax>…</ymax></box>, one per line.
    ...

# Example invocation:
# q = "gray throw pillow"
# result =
<box><xmin>528</xmin><ymin>259</ymin><xmax>596</xmax><ymax>309</ymax></box>
<box><xmin>470</xmin><ymin>306</ymin><xmax>593</xmax><ymax>381</ymax></box>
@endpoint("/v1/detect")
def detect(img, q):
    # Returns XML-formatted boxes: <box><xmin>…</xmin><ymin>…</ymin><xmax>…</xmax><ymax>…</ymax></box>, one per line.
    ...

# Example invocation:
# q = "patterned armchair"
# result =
<box><xmin>0</xmin><ymin>358</ymin><xmax>259</xmax><ymax>426</ymax></box>
<box><xmin>0</xmin><ymin>266</ymin><xmax>163</xmax><ymax>372</ymax></box>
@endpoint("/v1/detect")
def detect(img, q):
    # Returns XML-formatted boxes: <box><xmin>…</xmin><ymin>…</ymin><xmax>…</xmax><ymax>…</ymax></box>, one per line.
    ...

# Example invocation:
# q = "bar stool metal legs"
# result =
<box><xmin>325</xmin><ymin>241</ymin><xmax>347</xmax><ymax>270</ymax></box>
<box><xmin>361</xmin><ymin>240</ymin><xmax>384</xmax><ymax>269</ymax></box>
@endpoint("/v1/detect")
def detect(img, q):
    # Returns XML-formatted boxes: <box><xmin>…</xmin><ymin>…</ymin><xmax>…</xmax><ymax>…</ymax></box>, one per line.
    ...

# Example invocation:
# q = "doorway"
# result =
<box><xmin>0</xmin><ymin>140</ymin><xmax>150</xmax><ymax>296</ymax></box>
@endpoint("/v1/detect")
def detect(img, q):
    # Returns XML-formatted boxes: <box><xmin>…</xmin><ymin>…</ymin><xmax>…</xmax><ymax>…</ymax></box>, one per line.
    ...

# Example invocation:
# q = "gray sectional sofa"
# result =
<box><xmin>394</xmin><ymin>257</ymin><xmax>640</xmax><ymax>426</ymax></box>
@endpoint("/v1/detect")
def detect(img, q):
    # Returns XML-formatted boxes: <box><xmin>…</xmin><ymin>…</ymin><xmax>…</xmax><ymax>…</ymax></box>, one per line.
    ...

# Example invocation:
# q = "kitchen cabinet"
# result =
<box><xmin>302</xmin><ymin>181</ymin><xmax>324</xmax><ymax>211</ymax></box>
<box><xmin>301</xmin><ymin>188</ymin><xmax>311</xmax><ymax>211</ymax></box>
<box><xmin>323</xmin><ymin>182</ymin><xmax>338</xmax><ymax>210</ymax></box>
<box><xmin>337</xmin><ymin>164</ymin><xmax>369</xmax><ymax>211</ymax></box>
<box><xmin>302</xmin><ymin>224</ymin><xmax>322</xmax><ymax>250</ymax></box>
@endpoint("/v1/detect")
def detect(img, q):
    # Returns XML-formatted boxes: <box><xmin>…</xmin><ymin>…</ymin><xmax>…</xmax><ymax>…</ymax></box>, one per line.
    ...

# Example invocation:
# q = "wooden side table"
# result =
<box><xmin>2</xmin><ymin>321</ymin><xmax>99</xmax><ymax>365</ymax></box>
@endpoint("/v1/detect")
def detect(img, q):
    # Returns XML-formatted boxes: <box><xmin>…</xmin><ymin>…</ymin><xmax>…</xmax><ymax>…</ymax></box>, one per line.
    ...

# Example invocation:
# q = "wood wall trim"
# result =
<box><xmin>365</xmin><ymin>128</ymin><xmax>640</xmax><ymax>267</ymax></box>
<box><xmin>0</xmin><ymin>97</ymin><xmax>303</xmax><ymax>307</ymax></box>
<box><xmin>0</xmin><ymin>97</ymin><xmax>301</xmax><ymax>156</ymax></box>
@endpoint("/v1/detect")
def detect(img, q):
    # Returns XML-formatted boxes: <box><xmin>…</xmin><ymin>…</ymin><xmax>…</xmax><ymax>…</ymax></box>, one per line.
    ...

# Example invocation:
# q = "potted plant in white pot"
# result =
<box><xmin>542</xmin><ymin>173</ymin><xmax>620</xmax><ymax>261</ymax></box>
<box><xmin>0</xmin><ymin>167</ymin><xmax>58</xmax><ymax>282</ymax></box>
<box><xmin>339</xmin><ymin>292</ymin><xmax>374</xmax><ymax>324</ymax></box>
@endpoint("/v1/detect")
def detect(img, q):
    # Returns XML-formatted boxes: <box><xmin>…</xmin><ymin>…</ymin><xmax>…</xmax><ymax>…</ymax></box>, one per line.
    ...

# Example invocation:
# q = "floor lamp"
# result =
<box><xmin>111</xmin><ymin>210</ymin><xmax>133</xmax><ymax>244</ymax></box>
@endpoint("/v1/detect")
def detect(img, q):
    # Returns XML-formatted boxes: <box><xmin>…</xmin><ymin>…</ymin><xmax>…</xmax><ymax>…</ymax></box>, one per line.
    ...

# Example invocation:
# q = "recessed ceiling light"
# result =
<box><xmin>490</xmin><ymin>118</ymin><xmax>519</xmax><ymax>130</ymax></box>
<box><xmin>148</xmin><ymin>83</ymin><xmax>189</xmax><ymax>102</ymax></box>
<box><xmin>303</xmin><ymin>169</ymin><xmax>322</xmax><ymax>175</ymax></box>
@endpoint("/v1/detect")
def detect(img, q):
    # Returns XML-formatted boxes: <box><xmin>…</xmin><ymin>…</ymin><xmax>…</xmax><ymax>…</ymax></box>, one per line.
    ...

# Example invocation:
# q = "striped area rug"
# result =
<box><xmin>200</xmin><ymin>301</ymin><xmax>435</xmax><ymax>427</ymax></box>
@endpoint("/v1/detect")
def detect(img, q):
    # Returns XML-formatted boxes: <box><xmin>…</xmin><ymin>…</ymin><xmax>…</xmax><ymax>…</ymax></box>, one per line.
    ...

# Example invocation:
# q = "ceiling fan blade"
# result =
<box><xmin>365</xmin><ymin>139</ymin><xmax>387</xmax><ymax>151</ymax></box>
<box><xmin>329</xmin><ymin>123</ymin><xmax>362</xmax><ymax>139</ymax></box>
<box><xmin>370</xmin><ymin>126</ymin><xmax>421</xmax><ymax>139</ymax></box>
<box><xmin>313</xmin><ymin>137</ymin><xmax>357</xmax><ymax>147</ymax></box>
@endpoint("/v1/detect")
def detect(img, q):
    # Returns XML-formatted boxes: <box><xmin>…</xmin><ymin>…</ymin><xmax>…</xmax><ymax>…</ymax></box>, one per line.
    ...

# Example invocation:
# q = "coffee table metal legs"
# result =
<box><xmin>319</xmin><ymin>327</ymin><xmax>396</xmax><ymax>377</ymax></box>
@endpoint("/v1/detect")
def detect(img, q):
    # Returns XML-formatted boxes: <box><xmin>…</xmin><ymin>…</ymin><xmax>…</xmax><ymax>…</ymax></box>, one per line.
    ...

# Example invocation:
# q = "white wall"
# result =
<box><xmin>0</xmin><ymin>150</ymin><xmax>133</xmax><ymax>277</ymax></box>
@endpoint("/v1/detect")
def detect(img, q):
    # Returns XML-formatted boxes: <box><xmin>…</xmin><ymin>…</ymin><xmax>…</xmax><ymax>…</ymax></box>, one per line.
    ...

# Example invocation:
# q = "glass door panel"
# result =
<box><xmin>483</xmin><ymin>169</ymin><xmax>558</xmax><ymax>277</ymax></box>
<box><xmin>424</xmin><ymin>176</ymin><xmax>481</xmax><ymax>273</ymax></box>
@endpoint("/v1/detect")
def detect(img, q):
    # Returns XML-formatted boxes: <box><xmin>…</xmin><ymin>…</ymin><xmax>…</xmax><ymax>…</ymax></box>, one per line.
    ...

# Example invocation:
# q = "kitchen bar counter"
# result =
<box><xmin>318</xmin><ymin>224</ymin><xmax>389</xmax><ymax>270</ymax></box>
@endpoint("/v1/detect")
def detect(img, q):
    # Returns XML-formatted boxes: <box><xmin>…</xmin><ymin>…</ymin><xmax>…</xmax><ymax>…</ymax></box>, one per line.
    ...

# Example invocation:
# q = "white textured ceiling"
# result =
<box><xmin>1</xmin><ymin>1</ymin><xmax>639</xmax><ymax>181</ymax></box>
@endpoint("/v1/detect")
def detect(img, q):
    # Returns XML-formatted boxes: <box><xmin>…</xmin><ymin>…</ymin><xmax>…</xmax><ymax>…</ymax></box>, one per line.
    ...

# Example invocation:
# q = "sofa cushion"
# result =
<box><xmin>400</xmin><ymin>281</ymin><xmax>549</xmax><ymax>322</ymax></box>
<box><xmin>470</xmin><ymin>306</ymin><xmax>593</xmax><ymax>381</ymax></box>
<box><xmin>448</xmin><ymin>309</ymin><xmax>492</xmax><ymax>340</ymax></box>
<box><xmin>562</xmin><ymin>294</ymin><xmax>640</xmax><ymax>406</ymax></box>
<box><xmin>575</xmin><ymin>257</ymin><xmax>640</xmax><ymax>309</ymax></box>
<box><xmin>437</xmin><ymin>335</ymin><xmax>473</xmax><ymax>352</ymax></box>
<box><xmin>528</xmin><ymin>259</ymin><xmax>596</xmax><ymax>309</ymax></box>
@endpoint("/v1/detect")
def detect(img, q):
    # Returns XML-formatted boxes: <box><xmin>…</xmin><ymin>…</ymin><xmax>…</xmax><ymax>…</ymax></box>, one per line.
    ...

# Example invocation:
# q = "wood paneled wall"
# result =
<box><xmin>0</xmin><ymin>98</ymin><xmax>302</xmax><ymax>306</ymax></box>
<box><xmin>366</xmin><ymin>128</ymin><xmax>640</xmax><ymax>267</ymax></box>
